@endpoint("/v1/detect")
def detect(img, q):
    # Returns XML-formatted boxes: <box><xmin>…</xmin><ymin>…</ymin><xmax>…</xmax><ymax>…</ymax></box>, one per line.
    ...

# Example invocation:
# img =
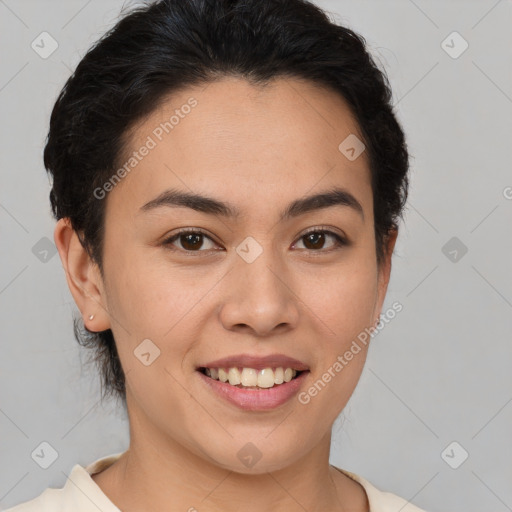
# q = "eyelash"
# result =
<box><xmin>161</xmin><ymin>226</ymin><xmax>348</xmax><ymax>256</ymax></box>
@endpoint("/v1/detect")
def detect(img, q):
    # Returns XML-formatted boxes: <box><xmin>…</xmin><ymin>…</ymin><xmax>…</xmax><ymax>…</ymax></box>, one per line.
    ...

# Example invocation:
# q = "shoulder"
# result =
<box><xmin>335</xmin><ymin>467</ymin><xmax>429</xmax><ymax>512</ymax></box>
<box><xmin>3</xmin><ymin>453</ymin><xmax>124</xmax><ymax>512</ymax></box>
<box><xmin>3</xmin><ymin>486</ymin><xmax>69</xmax><ymax>512</ymax></box>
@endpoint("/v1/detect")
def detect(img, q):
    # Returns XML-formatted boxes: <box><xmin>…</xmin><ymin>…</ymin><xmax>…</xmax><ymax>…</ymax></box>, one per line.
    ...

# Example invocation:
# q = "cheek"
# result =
<box><xmin>106</xmin><ymin>252</ymin><xmax>198</xmax><ymax>336</ymax></box>
<box><xmin>295</xmin><ymin>270</ymin><xmax>376</xmax><ymax>425</ymax></box>
<box><xmin>106</xmin><ymin>245</ymin><xmax>379</xmax><ymax>362</ymax></box>
<box><xmin>298</xmin><ymin>262</ymin><xmax>378</xmax><ymax>342</ymax></box>
<box><xmin>295</xmin><ymin>263</ymin><xmax>376</xmax><ymax>398</ymax></box>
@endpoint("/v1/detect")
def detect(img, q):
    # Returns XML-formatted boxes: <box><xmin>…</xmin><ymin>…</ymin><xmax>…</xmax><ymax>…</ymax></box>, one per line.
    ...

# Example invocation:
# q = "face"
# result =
<box><xmin>62</xmin><ymin>77</ymin><xmax>395</xmax><ymax>473</ymax></box>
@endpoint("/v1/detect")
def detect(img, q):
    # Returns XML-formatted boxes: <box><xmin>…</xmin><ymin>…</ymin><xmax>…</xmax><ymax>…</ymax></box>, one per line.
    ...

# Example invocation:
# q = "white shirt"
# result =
<box><xmin>4</xmin><ymin>452</ymin><xmax>427</xmax><ymax>511</ymax></box>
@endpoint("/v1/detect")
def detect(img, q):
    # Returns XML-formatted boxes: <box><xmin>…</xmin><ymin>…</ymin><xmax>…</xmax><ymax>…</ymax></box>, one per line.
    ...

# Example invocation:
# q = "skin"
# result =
<box><xmin>54</xmin><ymin>76</ymin><xmax>397</xmax><ymax>512</ymax></box>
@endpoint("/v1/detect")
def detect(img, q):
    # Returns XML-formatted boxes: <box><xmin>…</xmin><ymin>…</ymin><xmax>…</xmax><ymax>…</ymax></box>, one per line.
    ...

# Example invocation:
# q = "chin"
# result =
<box><xmin>195</xmin><ymin>433</ymin><xmax>315</xmax><ymax>475</ymax></box>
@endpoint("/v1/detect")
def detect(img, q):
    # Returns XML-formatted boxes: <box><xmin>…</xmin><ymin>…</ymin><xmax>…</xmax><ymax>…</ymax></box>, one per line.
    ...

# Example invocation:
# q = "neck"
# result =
<box><xmin>92</xmin><ymin>399</ymin><xmax>368</xmax><ymax>512</ymax></box>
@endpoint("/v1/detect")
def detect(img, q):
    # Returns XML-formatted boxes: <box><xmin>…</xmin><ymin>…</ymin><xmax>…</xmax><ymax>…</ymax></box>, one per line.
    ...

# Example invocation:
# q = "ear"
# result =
<box><xmin>54</xmin><ymin>218</ymin><xmax>111</xmax><ymax>332</ymax></box>
<box><xmin>372</xmin><ymin>227</ymin><xmax>399</xmax><ymax>323</ymax></box>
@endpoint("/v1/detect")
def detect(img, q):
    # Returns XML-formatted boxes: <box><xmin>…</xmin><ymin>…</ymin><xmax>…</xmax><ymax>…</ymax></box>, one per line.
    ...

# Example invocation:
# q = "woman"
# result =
<box><xmin>6</xmin><ymin>0</ymin><xmax>427</xmax><ymax>510</ymax></box>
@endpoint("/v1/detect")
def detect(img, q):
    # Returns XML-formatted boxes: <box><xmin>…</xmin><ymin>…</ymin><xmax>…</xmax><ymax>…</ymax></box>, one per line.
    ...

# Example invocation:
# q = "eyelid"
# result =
<box><xmin>298</xmin><ymin>225</ymin><xmax>347</xmax><ymax>242</ymax></box>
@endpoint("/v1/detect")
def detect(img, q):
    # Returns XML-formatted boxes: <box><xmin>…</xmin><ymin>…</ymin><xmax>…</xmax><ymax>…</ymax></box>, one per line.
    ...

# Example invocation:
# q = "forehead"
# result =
<box><xmin>107</xmin><ymin>76</ymin><xmax>372</xmax><ymax>220</ymax></box>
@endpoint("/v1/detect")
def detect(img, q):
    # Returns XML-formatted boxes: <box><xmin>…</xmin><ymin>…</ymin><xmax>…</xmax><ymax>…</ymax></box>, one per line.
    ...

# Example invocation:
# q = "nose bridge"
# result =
<box><xmin>219</xmin><ymin>234</ymin><xmax>299</xmax><ymax>334</ymax></box>
<box><xmin>235</xmin><ymin>234</ymin><xmax>286</xmax><ymax>301</ymax></box>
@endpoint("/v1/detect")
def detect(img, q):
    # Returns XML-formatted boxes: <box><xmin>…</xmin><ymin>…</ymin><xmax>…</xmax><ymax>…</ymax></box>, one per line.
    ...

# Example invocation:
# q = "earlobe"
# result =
<box><xmin>53</xmin><ymin>218</ymin><xmax>111</xmax><ymax>332</ymax></box>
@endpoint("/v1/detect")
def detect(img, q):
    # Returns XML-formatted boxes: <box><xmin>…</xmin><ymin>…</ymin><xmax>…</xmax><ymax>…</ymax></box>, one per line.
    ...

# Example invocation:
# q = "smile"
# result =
<box><xmin>195</xmin><ymin>367</ymin><xmax>310</xmax><ymax>412</ymax></box>
<box><xmin>198</xmin><ymin>366</ymin><xmax>303</xmax><ymax>389</ymax></box>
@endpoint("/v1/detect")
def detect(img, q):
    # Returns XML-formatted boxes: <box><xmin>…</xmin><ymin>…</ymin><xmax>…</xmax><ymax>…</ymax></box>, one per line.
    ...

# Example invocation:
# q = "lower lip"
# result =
<box><xmin>197</xmin><ymin>371</ymin><xmax>309</xmax><ymax>411</ymax></box>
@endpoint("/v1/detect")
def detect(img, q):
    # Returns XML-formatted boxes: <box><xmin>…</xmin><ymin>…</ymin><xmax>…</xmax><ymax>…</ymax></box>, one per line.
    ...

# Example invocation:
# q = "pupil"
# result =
<box><xmin>182</xmin><ymin>233</ymin><xmax>202</xmax><ymax>250</ymax></box>
<box><xmin>305</xmin><ymin>232</ymin><xmax>324</xmax><ymax>250</ymax></box>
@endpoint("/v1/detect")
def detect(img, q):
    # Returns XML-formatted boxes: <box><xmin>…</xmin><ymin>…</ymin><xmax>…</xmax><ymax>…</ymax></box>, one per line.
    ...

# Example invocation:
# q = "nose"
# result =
<box><xmin>218</xmin><ymin>243</ymin><xmax>300</xmax><ymax>337</ymax></box>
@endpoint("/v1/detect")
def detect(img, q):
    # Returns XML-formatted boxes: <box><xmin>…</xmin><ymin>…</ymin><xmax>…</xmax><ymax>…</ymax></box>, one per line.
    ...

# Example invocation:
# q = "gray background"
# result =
<box><xmin>1</xmin><ymin>1</ymin><xmax>511</xmax><ymax>511</ymax></box>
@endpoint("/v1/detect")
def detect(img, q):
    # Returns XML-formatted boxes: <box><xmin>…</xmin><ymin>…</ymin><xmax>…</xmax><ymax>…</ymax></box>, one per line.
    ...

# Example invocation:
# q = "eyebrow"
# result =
<box><xmin>139</xmin><ymin>186</ymin><xmax>364</xmax><ymax>222</ymax></box>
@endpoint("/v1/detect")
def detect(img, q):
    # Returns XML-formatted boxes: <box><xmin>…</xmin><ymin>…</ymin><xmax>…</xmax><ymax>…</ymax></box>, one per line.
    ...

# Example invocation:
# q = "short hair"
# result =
<box><xmin>44</xmin><ymin>0</ymin><xmax>409</xmax><ymax>406</ymax></box>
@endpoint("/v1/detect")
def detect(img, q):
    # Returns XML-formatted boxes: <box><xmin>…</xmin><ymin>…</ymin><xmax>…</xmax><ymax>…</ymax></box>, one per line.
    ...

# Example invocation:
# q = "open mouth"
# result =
<box><xmin>198</xmin><ymin>367</ymin><xmax>306</xmax><ymax>390</ymax></box>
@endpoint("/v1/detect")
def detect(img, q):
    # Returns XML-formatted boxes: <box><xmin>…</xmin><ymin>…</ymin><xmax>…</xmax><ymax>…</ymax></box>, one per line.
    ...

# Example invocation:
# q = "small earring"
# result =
<box><xmin>88</xmin><ymin>314</ymin><xmax>94</xmax><ymax>320</ymax></box>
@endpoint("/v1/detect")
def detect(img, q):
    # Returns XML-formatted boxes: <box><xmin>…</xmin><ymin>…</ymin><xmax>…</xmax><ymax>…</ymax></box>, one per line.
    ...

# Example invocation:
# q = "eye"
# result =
<box><xmin>162</xmin><ymin>226</ymin><xmax>348</xmax><ymax>255</ymax></box>
<box><xmin>162</xmin><ymin>229</ymin><xmax>220</xmax><ymax>254</ymax></box>
<box><xmin>292</xmin><ymin>228</ymin><xmax>347</xmax><ymax>252</ymax></box>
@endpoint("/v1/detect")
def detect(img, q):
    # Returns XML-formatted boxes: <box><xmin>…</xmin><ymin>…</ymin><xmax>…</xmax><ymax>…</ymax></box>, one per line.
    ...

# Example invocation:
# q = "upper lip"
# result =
<box><xmin>198</xmin><ymin>353</ymin><xmax>310</xmax><ymax>372</ymax></box>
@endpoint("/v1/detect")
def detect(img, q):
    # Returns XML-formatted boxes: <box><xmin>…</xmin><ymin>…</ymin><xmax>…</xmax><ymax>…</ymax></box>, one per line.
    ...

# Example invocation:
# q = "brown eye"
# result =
<box><xmin>294</xmin><ymin>229</ymin><xmax>347</xmax><ymax>251</ymax></box>
<box><xmin>178</xmin><ymin>232</ymin><xmax>204</xmax><ymax>250</ymax></box>
<box><xmin>162</xmin><ymin>227</ymin><xmax>347</xmax><ymax>256</ymax></box>
<box><xmin>163</xmin><ymin>230</ymin><xmax>219</xmax><ymax>252</ymax></box>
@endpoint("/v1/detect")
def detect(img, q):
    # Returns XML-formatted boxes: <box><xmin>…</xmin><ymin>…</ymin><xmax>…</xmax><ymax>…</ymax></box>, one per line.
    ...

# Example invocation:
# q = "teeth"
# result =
<box><xmin>240</xmin><ymin>368</ymin><xmax>258</xmax><ymax>387</ymax></box>
<box><xmin>218</xmin><ymin>368</ymin><xmax>229</xmax><ymax>383</ymax></box>
<box><xmin>202</xmin><ymin>366</ymin><xmax>301</xmax><ymax>388</ymax></box>
<box><xmin>257</xmin><ymin>368</ymin><xmax>275</xmax><ymax>388</ymax></box>
<box><xmin>228</xmin><ymin>367</ymin><xmax>241</xmax><ymax>385</ymax></box>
